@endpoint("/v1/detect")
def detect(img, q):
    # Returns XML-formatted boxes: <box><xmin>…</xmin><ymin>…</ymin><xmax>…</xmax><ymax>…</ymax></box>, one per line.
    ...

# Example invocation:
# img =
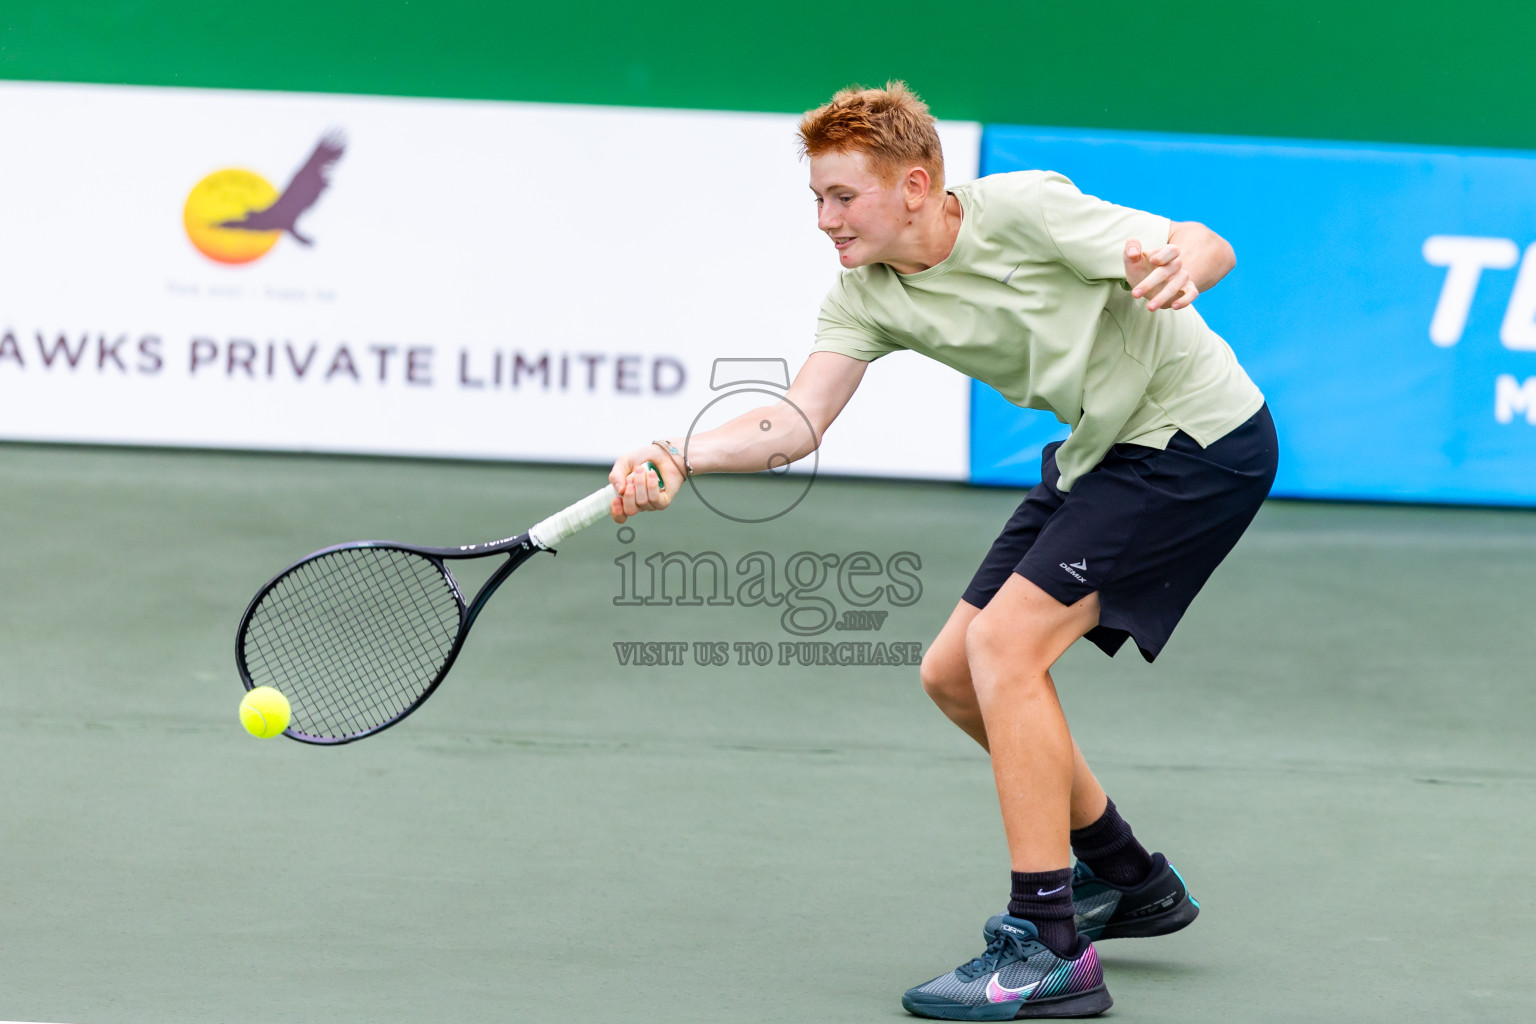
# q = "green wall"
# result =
<box><xmin>4</xmin><ymin>2</ymin><xmax>1535</xmax><ymax>150</ymax></box>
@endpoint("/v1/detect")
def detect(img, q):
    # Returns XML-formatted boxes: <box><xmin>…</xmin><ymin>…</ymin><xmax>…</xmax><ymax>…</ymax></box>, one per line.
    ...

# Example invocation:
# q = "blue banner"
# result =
<box><xmin>973</xmin><ymin>125</ymin><xmax>1536</xmax><ymax>505</ymax></box>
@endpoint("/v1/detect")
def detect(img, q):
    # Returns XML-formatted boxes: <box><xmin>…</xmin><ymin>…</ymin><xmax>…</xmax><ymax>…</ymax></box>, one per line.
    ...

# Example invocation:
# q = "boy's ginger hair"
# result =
<box><xmin>797</xmin><ymin>81</ymin><xmax>945</xmax><ymax>193</ymax></box>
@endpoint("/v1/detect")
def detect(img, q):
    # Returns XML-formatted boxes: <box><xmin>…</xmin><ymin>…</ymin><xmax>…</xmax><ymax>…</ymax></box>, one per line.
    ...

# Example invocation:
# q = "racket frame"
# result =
<box><xmin>235</xmin><ymin>465</ymin><xmax>650</xmax><ymax>746</ymax></box>
<box><xmin>235</xmin><ymin>531</ymin><xmax>545</xmax><ymax>745</ymax></box>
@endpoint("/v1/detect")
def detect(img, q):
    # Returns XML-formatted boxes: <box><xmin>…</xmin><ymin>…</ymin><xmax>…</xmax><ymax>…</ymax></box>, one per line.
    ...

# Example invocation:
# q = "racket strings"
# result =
<box><xmin>241</xmin><ymin>548</ymin><xmax>463</xmax><ymax>739</ymax></box>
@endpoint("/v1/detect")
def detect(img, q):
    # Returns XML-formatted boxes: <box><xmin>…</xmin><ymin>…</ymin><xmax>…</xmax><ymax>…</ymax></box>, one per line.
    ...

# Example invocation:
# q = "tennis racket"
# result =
<box><xmin>235</xmin><ymin>466</ymin><xmax>655</xmax><ymax>745</ymax></box>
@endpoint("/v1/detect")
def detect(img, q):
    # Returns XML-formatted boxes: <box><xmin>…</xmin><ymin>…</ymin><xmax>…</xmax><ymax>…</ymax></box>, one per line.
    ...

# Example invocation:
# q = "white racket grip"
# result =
<box><xmin>529</xmin><ymin>484</ymin><xmax>618</xmax><ymax>549</ymax></box>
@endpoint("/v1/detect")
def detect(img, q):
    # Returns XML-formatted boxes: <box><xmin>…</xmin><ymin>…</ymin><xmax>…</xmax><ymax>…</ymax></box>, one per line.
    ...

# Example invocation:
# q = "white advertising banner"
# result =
<box><xmin>0</xmin><ymin>82</ymin><xmax>977</xmax><ymax>479</ymax></box>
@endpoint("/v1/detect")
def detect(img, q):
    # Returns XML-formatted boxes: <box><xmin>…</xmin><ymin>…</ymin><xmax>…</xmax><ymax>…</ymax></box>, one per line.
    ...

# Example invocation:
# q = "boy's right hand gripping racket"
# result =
<box><xmin>235</xmin><ymin>467</ymin><xmax>655</xmax><ymax>745</ymax></box>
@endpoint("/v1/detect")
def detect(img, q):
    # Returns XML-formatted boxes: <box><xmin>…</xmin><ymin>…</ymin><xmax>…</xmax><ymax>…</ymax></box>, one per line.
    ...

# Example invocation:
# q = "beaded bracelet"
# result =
<box><xmin>650</xmin><ymin>439</ymin><xmax>694</xmax><ymax>479</ymax></box>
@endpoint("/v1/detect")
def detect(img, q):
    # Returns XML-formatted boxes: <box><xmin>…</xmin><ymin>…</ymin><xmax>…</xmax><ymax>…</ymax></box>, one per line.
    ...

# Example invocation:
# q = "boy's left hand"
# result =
<box><xmin>1123</xmin><ymin>238</ymin><xmax>1198</xmax><ymax>311</ymax></box>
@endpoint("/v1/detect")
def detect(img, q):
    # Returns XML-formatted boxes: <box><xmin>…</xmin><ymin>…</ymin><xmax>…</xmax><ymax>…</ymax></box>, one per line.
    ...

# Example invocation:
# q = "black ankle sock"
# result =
<box><xmin>1007</xmin><ymin>868</ymin><xmax>1078</xmax><ymax>957</ymax></box>
<box><xmin>1070</xmin><ymin>797</ymin><xmax>1155</xmax><ymax>887</ymax></box>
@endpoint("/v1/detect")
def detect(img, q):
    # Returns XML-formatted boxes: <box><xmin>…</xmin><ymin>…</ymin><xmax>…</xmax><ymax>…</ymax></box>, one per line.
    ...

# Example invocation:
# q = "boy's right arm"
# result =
<box><xmin>609</xmin><ymin>351</ymin><xmax>869</xmax><ymax>522</ymax></box>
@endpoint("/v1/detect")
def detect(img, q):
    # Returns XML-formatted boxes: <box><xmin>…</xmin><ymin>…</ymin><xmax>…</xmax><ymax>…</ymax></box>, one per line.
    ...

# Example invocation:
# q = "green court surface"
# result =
<box><xmin>0</xmin><ymin>443</ymin><xmax>1532</xmax><ymax>1024</ymax></box>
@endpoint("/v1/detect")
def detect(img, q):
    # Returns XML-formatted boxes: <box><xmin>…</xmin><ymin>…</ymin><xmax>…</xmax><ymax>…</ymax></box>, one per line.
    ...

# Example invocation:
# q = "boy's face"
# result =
<box><xmin>809</xmin><ymin>149</ymin><xmax>911</xmax><ymax>269</ymax></box>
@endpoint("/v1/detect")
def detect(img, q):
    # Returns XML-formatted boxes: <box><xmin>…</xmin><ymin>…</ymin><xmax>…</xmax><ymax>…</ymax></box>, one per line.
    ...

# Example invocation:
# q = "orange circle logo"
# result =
<box><xmin>183</xmin><ymin>169</ymin><xmax>282</xmax><ymax>264</ymax></box>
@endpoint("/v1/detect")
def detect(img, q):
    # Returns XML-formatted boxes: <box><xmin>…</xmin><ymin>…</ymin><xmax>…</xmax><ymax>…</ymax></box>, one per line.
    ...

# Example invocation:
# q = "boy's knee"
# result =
<box><xmin>965</xmin><ymin>608</ymin><xmax>1054</xmax><ymax>684</ymax></box>
<box><xmin>919</xmin><ymin>650</ymin><xmax>964</xmax><ymax>704</ymax></box>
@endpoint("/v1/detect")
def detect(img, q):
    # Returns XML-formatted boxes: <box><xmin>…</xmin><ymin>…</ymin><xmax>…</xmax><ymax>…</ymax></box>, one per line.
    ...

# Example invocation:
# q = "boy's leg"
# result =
<box><xmin>964</xmin><ymin>573</ymin><xmax>1099</xmax><ymax>873</ymax></box>
<box><xmin>901</xmin><ymin>576</ymin><xmax>1115</xmax><ymax>1020</ymax></box>
<box><xmin>921</xmin><ymin>592</ymin><xmax>1161</xmax><ymax>896</ymax></box>
<box><xmin>920</xmin><ymin>595</ymin><xmax>1110</xmax><ymax>828</ymax></box>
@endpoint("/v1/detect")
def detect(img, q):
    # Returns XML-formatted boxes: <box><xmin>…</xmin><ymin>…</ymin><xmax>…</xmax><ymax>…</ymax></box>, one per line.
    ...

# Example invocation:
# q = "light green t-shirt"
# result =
<box><xmin>813</xmin><ymin>170</ymin><xmax>1266</xmax><ymax>490</ymax></box>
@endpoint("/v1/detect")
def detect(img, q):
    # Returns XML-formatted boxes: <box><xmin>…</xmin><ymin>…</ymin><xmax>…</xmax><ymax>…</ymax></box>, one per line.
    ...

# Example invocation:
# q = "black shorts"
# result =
<box><xmin>962</xmin><ymin>404</ymin><xmax>1278</xmax><ymax>662</ymax></box>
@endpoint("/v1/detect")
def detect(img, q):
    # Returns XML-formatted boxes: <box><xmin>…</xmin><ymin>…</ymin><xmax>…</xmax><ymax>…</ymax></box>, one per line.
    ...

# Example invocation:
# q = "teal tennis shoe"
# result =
<box><xmin>902</xmin><ymin>916</ymin><xmax>1111</xmax><ymax>1020</ymax></box>
<box><xmin>984</xmin><ymin>853</ymin><xmax>1199</xmax><ymax>944</ymax></box>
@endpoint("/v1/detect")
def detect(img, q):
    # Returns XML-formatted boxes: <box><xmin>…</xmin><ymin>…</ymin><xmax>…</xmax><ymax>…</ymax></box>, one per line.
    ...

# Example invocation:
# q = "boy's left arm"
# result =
<box><xmin>1123</xmin><ymin>221</ymin><xmax>1236</xmax><ymax>311</ymax></box>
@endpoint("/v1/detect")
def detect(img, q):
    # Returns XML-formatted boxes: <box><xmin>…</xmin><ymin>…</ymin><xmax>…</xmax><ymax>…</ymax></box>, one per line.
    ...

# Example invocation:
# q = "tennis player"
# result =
<box><xmin>609</xmin><ymin>82</ymin><xmax>1277</xmax><ymax>1019</ymax></box>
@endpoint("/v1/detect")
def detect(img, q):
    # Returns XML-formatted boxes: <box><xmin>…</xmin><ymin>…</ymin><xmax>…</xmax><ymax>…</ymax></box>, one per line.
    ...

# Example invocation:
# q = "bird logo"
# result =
<box><xmin>183</xmin><ymin>130</ymin><xmax>346</xmax><ymax>264</ymax></box>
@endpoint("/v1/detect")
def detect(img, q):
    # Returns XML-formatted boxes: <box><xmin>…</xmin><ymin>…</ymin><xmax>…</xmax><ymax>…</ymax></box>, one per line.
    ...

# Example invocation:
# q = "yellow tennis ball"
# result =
<box><xmin>239</xmin><ymin>686</ymin><xmax>291</xmax><ymax>739</ymax></box>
